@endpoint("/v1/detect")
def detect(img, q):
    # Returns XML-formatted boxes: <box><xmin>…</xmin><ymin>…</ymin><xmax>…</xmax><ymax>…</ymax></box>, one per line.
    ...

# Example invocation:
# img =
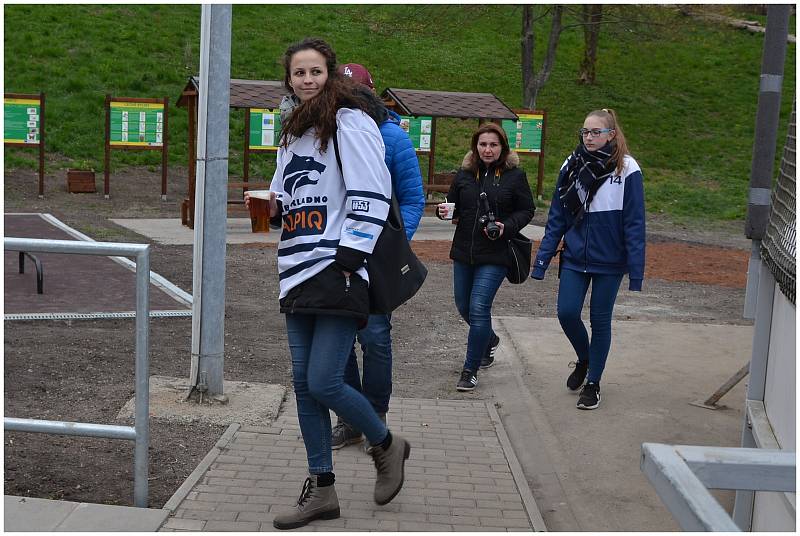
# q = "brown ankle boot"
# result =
<box><xmin>368</xmin><ymin>433</ymin><xmax>411</xmax><ymax>505</ymax></box>
<box><xmin>272</xmin><ymin>474</ymin><xmax>340</xmax><ymax>530</ymax></box>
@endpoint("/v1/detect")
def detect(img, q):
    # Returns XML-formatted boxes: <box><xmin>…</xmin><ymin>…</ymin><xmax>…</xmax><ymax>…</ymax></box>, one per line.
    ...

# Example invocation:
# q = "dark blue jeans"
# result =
<box><xmin>343</xmin><ymin>313</ymin><xmax>393</xmax><ymax>415</ymax></box>
<box><xmin>557</xmin><ymin>268</ymin><xmax>623</xmax><ymax>383</ymax></box>
<box><xmin>453</xmin><ymin>261</ymin><xmax>506</xmax><ymax>372</ymax></box>
<box><xmin>285</xmin><ymin>313</ymin><xmax>388</xmax><ymax>474</ymax></box>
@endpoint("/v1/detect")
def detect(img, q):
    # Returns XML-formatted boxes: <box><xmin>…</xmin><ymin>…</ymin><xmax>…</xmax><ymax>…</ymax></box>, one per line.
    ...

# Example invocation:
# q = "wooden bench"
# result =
<box><xmin>424</xmin><ymin>172</ymin><xmax>455</xmax><ymax>204</ymax></box>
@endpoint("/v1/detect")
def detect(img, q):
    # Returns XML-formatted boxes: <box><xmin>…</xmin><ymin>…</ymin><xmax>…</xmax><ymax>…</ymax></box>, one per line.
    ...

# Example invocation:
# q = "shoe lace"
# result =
<box><xmin>582</xmin><ymin>382</ymin><xmax>599</xmax><ymax>396</ymax></box>
<box><xmin>369</xmin><ymin>445</ymin><xmax>388</xmax><ymax>473</ymax></box>
<box><xmin>460</xmin><ymin>370</ymin><xmax>473</xmax><ymax>381</ymax></box>
<box><xmin>296</xmin><ymin>477</ymin><xmax>314</xmax><ymax>506</ymax></box>
<box><xmin>332</xmin><ymin>422</ymin><xmax>346</xmax><ymax>435</ymax></box>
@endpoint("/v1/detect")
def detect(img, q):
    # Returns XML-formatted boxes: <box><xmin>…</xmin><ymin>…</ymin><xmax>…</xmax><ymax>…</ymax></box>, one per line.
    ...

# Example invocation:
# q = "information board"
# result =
<box><xmin>4</xmin><ymin>97</ymin><xmax>41</xmax><ymax>144</ymax></box>
<box><xmin>109</xmin><ymin>101</ymin><xmax>165</xmax><ymax>147</ymax></box>
<box><xmin>502</xmin><ymin>113</ymin><xmax>544</xmax><ymax>153</ymax></box>
<box><xmin>249</xmin><ymin>108</ymin><xmax>281</xmax><ymax>150</ymax></box>
<box><xmin>398</xmin><ymin>115</ymin><xmax>433</xmax><ymax>152</ymax></box>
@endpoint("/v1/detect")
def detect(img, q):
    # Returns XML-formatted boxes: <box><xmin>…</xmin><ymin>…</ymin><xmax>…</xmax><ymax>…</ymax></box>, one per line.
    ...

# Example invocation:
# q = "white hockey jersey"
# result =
<box><xmin>270</xmin><ymin>108</ymin><xmax>392</xmax><ymax>299</ymax></box>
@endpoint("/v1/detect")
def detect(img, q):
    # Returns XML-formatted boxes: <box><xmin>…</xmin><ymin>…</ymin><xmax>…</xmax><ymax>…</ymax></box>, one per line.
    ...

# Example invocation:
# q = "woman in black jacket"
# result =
<box><xmin>437</xmin><ymin>123</ymin><xmax>535</xmax><ymax>391</ymax></box>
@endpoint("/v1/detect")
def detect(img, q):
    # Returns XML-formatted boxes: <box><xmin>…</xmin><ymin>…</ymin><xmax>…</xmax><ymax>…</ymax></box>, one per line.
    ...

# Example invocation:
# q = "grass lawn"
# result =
<box><xmin>3</xmin><ymin>4</ymin><xmax>795</xmax><ymax>222</ymax></box>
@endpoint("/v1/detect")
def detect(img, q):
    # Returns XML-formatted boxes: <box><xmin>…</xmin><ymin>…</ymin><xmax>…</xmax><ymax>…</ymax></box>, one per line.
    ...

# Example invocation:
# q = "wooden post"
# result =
<box><xmin>161</xmin><ymin>96</ymin><xmax>169</xmax><ymax>200</ymax></box>
<box><xmin>426</xmin><ymin>117</ymin><xmax>437</xmax><ymax>187</ymax></box>
<box><xmin>243</xmin><ymin>107</ymin><xmax>250</xmax><ymax>188</ymax></box>
<box><xmin>537</xmin><ymin>110</ymin><xmax>547</xmax><ymax>199</ymax></box>
<box><xmin>38</xmin><ymin>92</ymin><xmax>45</xmax><ymax>198</ymax></box>
<box><xmin>104</xmin><ymin>94</ymin><xmax>111</xmax><ymax>198</ymax></box>
<box><xmin>187</xmin><ymin>92</ymin><xmax>197</xmax><ymax>228</ymax></box>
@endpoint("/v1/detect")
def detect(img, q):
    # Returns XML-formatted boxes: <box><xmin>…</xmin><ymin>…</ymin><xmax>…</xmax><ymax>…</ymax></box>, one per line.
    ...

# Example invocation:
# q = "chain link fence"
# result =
<box><xmin>760</xmin><ymin>101</ymin><xmax>796</xmax><ymax>304</ymax></box>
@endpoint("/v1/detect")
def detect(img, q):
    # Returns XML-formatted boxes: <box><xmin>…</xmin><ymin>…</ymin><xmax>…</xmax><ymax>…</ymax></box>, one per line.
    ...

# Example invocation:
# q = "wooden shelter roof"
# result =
<box><xmin>176</xmin><ymin>77</ymin><xmax>286</xmax><ymax>109</ymax></box>
<box><xmin>381</xmin><ymin>88</ymin><xmax>517</xmax><ymax>120</ymax></box>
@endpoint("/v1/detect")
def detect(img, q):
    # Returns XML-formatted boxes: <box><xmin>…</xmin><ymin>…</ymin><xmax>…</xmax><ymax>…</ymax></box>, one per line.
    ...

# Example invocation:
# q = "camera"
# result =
<box><xmin>478</xmin><ymin>192</ymin><xmax>501</xmax><ymax>240</ymax></box>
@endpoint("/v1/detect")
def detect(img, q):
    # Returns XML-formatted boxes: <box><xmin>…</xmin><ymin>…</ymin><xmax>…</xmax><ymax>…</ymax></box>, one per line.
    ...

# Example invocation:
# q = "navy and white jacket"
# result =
<box><xmin>532</xmin><ymin>154</ymin><xmax>645</xmax><ymax>290</ymax></box>
<box><xmin>380</xmin><ymin>109</ymin><xmax>425</xmax><ymax>240</ymax></box>
<box><xmin>270</xmin><ymin>108</ymin><xmax>392</xmax><ymax>300</ymax></box>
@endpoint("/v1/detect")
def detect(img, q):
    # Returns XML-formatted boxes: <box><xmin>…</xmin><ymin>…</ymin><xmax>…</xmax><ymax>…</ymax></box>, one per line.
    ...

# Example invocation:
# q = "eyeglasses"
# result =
<box><xmin>579</xmin><ymin>128</ymin><xmax>613</xmax><ymax>138</ymax></box>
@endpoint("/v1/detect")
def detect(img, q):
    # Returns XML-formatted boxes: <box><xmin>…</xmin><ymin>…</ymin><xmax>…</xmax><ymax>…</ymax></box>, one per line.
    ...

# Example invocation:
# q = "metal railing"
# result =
<box><xmin>4</xmin><ymin>237</ymin><xmax>151</xmax><ymax>508</ymax></box>
<box><xmin>640</xmin><ymin>442</ymin><xmax>795</xmax><ymax>531</ymax></box>
<box><xmin>18</xmin><ymin>251</ymin><xmax>44</xmax><ymax>294</ymax></box>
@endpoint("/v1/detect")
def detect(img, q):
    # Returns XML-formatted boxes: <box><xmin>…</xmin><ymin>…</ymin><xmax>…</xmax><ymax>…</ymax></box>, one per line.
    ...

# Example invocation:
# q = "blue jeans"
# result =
<box><xmin>453</xmin><ymin>261</ymin><xmax>507</xmax><ymax>372</ymax></box>
<box><xmin>344</xmin><ymin>313</ymin><xmax>393</xmax><ymax>416</ymax></box>
<box><xmin>557</xmin><ymin>268</ymin><xmax>623</xmax><ymax>383</ymax></box>
<box><xmin>285</xmin><ymin>313</ymin><xmax>388</xmax><ymax>474</ymax></box>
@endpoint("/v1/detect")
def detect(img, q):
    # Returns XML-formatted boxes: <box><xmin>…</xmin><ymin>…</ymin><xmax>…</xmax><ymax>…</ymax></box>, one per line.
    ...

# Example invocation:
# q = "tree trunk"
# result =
<box><xmin>578</xmin><ymin>4</ymin><xmax>603</xmax><ymax>84</ymax></box>
<box><xmin>521</xmin><ymin>5</ymin><xmax>534</xmax><ymax>107</ymax></box>
<box><xmin>522</xmin><ymin>5</ymin><xmax>564</xmax><ymax>109</ymax></box>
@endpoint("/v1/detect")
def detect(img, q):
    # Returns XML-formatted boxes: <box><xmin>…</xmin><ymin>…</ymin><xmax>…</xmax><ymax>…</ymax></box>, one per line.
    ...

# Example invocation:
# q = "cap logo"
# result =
<box><xmin>343</xmin><ymin>66</ymin><xmax>353</xmax><ymax>77</ymax></box>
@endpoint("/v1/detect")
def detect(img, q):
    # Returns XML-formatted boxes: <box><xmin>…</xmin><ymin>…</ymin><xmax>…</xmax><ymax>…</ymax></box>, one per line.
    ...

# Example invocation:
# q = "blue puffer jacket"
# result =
<box><xmin>380</xmin><ymin>110</ymin><xmax>425</xmax><ymax>240</ymax></box>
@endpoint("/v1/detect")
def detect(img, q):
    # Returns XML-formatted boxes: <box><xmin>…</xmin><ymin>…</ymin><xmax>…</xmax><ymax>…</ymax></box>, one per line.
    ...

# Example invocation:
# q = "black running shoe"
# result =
<box><xmin>456</xmin><ymin>369</ymin><xmax>478</xmax><ymax>392</ymax></box>
<box><xmin>566</xmin><ymin>360</ymin><xmax>588</xmax><ymax>391</ymax></box>
<box><xmin>480</xmin><ymin>333</ymin><xmax>501</xmax><ymax>369</ymax></box>
<box><xmin>577</xmin><ymin>382</ymin><xmax>601</xmax><ymax>410</ymax></box>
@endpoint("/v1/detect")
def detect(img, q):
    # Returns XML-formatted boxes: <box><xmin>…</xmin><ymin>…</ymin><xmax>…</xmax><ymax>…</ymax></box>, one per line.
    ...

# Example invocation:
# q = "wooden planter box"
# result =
<box><xmin>67</xmin><ymin>169</ymin><xmax>96</xmax><ymax>193</ymax></box>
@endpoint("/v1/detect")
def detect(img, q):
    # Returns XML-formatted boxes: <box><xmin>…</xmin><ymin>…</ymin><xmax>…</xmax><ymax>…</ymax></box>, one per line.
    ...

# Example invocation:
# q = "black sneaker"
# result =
<box><xmin>566</xmin><ymin>360</ymin><xmax>588</xmax><ymax>391</ymax></box>
<box><xmin>331</xmin><ymin>419</ymin><xmax>363</xmax><ymax>450</ymax></box>
<box><xmin>456</xmin><ymin>369</ymin><xmax>478</xmax><ymax>392</ymax></box>
<box><xmin>480</xmin><ymin>333</ymin><xmax>500</xmax><ymax>369</ymax></box>
<box><xmin>577</xmin><ymin>382</ymin><xmax>601</xmax><ymax>410</ymax></box>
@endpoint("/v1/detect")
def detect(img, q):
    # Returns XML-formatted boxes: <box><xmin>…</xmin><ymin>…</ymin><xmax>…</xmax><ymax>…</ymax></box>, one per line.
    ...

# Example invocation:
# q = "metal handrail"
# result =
<box><xmin>18</xmin><ymin>251</ymin><xmax>44</xmax><ymax>294</ymax></box>
<box><xmin>641</xmin><ymin>442</ymin><xmax>795</xmax><ymax>531</ymax></box>
<box><xmin>4</xmin><ymin>237</ymin><xmax>151</xmax><ymax>508</ymax></box>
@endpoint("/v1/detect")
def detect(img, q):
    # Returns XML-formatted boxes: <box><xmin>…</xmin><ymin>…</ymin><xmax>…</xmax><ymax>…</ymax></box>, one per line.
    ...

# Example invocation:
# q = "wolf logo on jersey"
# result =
<box><xmin>283</xmin><ymin>153</ymin><xmax>326</xmax><ymax>196</ymax></box>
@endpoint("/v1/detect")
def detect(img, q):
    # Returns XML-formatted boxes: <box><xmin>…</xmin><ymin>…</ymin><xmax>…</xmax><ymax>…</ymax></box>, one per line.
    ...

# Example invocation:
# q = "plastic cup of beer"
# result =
<box><xmin>438</xmin><ymin>202</ymin><xmax>456</xmax><ymax>220</ymax></box>
<box><xmin>247</xmin><ymin>190</ymin><xmax>271</xmax><ymax>233</ymax></box>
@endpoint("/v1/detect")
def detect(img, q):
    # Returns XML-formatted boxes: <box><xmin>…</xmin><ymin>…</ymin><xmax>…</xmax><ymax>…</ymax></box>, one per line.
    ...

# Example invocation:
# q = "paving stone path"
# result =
<box><xmin>161</xmin><ymin>397</ymin><xmax>541</xmax><ymax>532</ymax></box>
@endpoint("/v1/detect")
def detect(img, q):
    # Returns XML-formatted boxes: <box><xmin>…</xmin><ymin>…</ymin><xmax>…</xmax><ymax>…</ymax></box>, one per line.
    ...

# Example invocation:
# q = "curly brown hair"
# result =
<box><xmin>279</xmin><ymin>37</ymin><xmax>374</xmax><ymax>153</ymax></box>
<box><xmin>465</xmin><ymin>122</ymin><xmax>511</xmax><ymax>174</ymax></box>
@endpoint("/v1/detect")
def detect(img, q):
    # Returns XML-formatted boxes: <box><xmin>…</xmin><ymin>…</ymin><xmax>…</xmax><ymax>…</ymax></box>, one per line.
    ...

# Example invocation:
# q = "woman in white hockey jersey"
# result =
<box><xmin>254</xmin><ymin>38</ymin><xmax>411</xmax><ymax>530</ymax></box>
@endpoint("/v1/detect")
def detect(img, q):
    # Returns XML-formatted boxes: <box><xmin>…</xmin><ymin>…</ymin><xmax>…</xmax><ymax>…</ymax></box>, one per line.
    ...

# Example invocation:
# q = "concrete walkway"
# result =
<box><xmin>110</xmin><ymin>215</ymin><xmax>545</xmax><ymax>246</ymax></box>
<box><xmin>4</xmin><ymin>496</ymin><xmax>170</xmax><ymax>531</ymax></box>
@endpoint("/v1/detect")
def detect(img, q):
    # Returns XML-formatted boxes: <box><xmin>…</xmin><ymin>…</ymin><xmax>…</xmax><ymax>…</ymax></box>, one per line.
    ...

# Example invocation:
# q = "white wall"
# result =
<box><xmin>752</xmin><ymin>285</ymin><xmax>796</xmax><ymax>532</ymax></box>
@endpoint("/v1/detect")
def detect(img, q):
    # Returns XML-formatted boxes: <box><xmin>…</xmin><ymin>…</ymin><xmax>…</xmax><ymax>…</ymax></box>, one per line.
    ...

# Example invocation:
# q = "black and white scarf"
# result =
<box><xmin>558</xmin><ymin>141</ymin><xmax>616</xmax><ymax>225</ymax></box>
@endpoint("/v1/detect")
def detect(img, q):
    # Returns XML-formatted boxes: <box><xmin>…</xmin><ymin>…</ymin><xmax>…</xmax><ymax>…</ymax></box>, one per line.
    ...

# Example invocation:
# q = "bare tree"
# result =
<box><xmin>578</xmin><ymin>4</ymin><xmax>603</xmax><ymax>84</ymax></box>
<box><xmin>521</xmin><ymin>5</ymin><xmax>564</xmax><ymax>109</ymax></box>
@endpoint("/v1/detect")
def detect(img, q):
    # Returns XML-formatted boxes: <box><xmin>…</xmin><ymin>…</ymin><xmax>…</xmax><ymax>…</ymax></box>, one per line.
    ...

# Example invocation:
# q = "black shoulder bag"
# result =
<box><xmin>332</xmin><ymin>130</ymin><xmax>428</xmax><ymax>314</ymax></box>
<box><xmin>506</xmin><ymin>233</ymin><xmax>533</xmax><ymax>284</ymax></box>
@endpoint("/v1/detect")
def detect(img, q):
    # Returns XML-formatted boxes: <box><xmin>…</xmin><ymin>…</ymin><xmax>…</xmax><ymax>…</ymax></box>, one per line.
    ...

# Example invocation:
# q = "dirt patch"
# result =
<box><xmin>4</xmin><ymin>166</ymin><xmax>752</xmax><ymax>507</ymax></box>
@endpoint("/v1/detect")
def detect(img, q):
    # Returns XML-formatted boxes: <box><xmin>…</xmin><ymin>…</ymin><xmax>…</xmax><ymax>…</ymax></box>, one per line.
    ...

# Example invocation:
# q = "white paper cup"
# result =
<box><xmin>439</xmin><ymin>202</ymin><xmax>456</xmax><ymax>220</ymax></box>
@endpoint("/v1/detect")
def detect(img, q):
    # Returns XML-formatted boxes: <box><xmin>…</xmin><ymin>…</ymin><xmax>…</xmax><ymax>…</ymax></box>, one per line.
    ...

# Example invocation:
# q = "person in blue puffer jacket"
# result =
<box><xmin>531</xmin><ymin>108</ymin><xmax>645</xmax><ymax>411</ymax></box>
<box><xmin>331</xmin><ymin>63</ymin><xmax>425</xmax><ymax>449</ymax></box>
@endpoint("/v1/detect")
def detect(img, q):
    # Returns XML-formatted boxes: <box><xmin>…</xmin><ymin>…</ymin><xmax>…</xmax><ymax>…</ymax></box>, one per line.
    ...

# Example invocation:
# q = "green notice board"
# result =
<box><xmin>502</xmin><ymin>113</ymin><xmax>543</xmax><ymax>153</ymax></box>
<box><xmin>4</xmin><ymin>97</ymin><xmax>41</xmax><ymax>144</ymax></box>
<box><xmin>398</xmin><ymin>115</ymin><xmax>433</xmax><ymax>152</ymax></box>
<box><xmin>109</xmin><ymin>101</ymin><xmax>165</xmax><ymax>146</ymax></box>
<box><xmin>249</xmin><ymin>108</ymin><xmax>281</xmax><ymax>150</ymax></box>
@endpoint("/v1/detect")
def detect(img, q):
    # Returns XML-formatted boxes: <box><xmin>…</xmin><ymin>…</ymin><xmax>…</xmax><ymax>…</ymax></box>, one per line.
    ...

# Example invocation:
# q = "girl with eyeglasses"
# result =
<box><xmin>531</xmin><ymin>108</ymin><xmax>645</xmax><ymax>410</ymax></box>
